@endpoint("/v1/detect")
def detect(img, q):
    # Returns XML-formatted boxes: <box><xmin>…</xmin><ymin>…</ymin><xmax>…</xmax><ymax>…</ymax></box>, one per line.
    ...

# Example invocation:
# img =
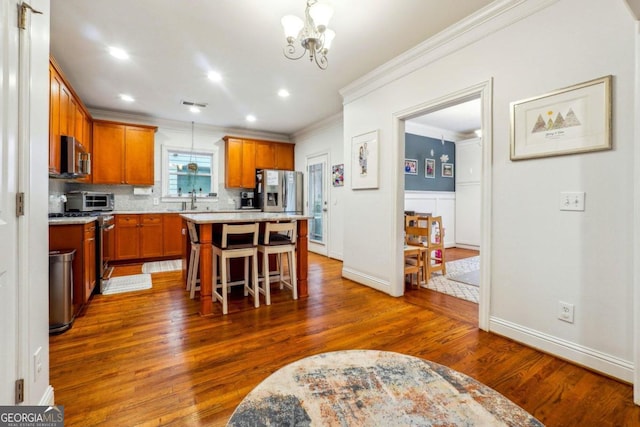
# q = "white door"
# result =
<box><xmin>0</xmin><ymin>1</ymin><xmax>21</xmax><ymax>404</ymax></box>
<box><xmin>306</xmin><ymin>153</ymin><xmax>329</xmax><ymax>256</ymax></box>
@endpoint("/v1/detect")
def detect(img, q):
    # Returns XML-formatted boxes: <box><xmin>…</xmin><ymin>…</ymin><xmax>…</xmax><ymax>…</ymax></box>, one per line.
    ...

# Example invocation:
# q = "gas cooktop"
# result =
<box><xmin>48</xmin><ymin>212</ymin><xmax>105</xmax><ymax>218</ymax></box>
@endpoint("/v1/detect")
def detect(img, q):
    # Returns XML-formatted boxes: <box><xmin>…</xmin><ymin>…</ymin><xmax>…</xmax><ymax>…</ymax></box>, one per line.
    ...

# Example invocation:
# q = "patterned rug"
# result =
<box><xmin>421</xmin><ymin>256</ymin><xmax>480</xmax><ymax>303</ymax></box>
<box><xmin>102</xmin><ymin>274</ymin><xmax>152</xmax><ymax>295</ymax></box>
<box><xmin>227</xmin><ymin>350</ymin><xmax>542</xmax><ymax>426</ymax></box>
<box><xmin>141</xmin><ymin>259</ymin><xmax>182</xmax><ymax>274</ymax></box>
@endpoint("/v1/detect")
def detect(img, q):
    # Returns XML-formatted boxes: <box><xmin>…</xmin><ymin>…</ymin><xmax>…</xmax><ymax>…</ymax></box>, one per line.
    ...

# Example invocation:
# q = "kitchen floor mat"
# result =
<box><xmin>102</xmin><ymin>274</ymin><xmax>152</xmax><ymax>295</ymax></box>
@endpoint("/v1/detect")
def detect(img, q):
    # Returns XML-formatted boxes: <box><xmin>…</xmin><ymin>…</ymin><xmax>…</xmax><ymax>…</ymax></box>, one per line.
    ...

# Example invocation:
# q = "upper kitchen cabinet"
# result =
<box><xmin>49</xmin><ymin>57</ymin><xmax>93</xmax><ymax>177</ymax></box>
<box><xmin>224</xmin><ymin>136</ymin><xmax>295</xmax><ymax>189</ymax></box>
<box><xmin>224</xmin><ymin>137</ymin><xmax>256</xmax><ymax>189</ymax></box>
<box><xmin>92</xmin><ymin>120</ymin><xmax>157</xmax><ymax>185</ymax></box>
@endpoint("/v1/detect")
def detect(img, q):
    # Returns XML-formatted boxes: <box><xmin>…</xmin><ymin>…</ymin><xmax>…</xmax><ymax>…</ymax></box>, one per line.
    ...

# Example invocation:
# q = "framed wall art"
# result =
<box><xmin>351</xmin><ymin>130</ymin><xmax>379</xmax><ymax>190</ymax></box>
<box><xmin>425</xmin><ymin>158</ymin><xmax>435</xmax><ymax>179</ymax></box>
<box><xmin>510</xmin><ymin>75</ymin><xmax>612</xmax><ymax>160</ymax></box>
<box><xmin>332</xmin><ymin>164</ymin><xmax>344</xmax><ymax>187</ymax></box>
<box><xmin>404</xmin><ymin>159</ymin><xmax>418</xmax><ymax>175</ymax></box>
<box><xmin>442</xmin><ymin>163</ymin><xmax>454</xmax><ymax>178</ymax></box>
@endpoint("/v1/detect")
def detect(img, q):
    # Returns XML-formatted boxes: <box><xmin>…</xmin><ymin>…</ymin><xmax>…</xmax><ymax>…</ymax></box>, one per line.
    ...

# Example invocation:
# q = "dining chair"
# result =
<box><xmin>404</xmin><ymin>246</ymin><xmax>422</xmax><ymax>287</ymax></box>
<box><xmin>405</xmin><ymin>215</ymin><xmax>430</xmax><ymax>283</ymax></box>
<box><xmin>257</xmin><ymin>221</ymin><xmax>298</xmax><ymax>305</ymax></box>
<box><xmin>212</xmin><ymin>223</ymin><xmax>260</xmax><ymax>315</ymax></box>
<box><xmin>425</xmin><ymin>216</ymin><xmax>446</xmax><ymax>277</ymax></box>
<box><xmin>186</xmin><ymin>222</ymin><xmax>201</xmax><ymax>299</ymax></box>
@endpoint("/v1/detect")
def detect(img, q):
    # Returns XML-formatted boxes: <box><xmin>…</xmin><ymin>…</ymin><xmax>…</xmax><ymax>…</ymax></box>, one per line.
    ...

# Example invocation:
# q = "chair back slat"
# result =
<box><xmin>263</xmin><ymin>221</ymin><xmax>297</xmax><ymax>245</ymax></box>
<box><xmin>221</xmin><ymin>223</ymin><xmax>259</xmax><ymax>248</ymax></box>
<box><xmin>187</xmin><ymin>222</ymin><xmax>199</xmax><ymax>244</ymax></box>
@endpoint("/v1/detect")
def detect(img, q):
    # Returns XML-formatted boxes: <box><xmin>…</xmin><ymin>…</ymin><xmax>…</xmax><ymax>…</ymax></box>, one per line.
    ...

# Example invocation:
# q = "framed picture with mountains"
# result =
<box><xmin>510</xmin><ymin>75</ymin><xmax>612</xmax><ymax>160</ymax></box>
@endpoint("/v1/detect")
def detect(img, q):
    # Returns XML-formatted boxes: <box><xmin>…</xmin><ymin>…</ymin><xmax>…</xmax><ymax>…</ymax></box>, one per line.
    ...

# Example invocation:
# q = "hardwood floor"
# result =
<box><xmin>50</xmin><ymin>251</ymin><xmax>639</xmax><ymax>426</ymax></box>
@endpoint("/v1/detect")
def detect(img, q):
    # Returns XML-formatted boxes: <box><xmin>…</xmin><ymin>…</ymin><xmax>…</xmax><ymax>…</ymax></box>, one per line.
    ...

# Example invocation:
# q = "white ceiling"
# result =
<box><xmin>408</xmin><ymin>98</ymin><xmax>482</xmax><ymax>136</ymax></box>
<box><xmin>50</xmin><ymin>0</ymin><xmax>494</xmax><ymax>136</ymax></box>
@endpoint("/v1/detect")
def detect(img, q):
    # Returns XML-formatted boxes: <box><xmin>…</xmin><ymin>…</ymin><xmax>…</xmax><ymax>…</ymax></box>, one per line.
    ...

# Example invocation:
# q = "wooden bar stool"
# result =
<box><xmin>186</xmin><ymin>222</ymin><xmax>201</xmax><ymax>299</ymax></box>
<box><xmin>257</xmin><ymin>222</ymin><xmax>297</xmax><ymax>305</ymax></box>
<box><xmin>212</xmin><ymin>223</ymin><xmax>259</xmax><ymax>315</ymax></box>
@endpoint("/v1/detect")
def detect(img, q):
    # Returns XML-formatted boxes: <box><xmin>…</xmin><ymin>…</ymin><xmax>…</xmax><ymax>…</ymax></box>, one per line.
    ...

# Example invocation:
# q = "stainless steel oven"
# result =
<box><xmin>97</xmin><ymin>214</ymin><xmax>115</xmax><ymax>292</ymax></box>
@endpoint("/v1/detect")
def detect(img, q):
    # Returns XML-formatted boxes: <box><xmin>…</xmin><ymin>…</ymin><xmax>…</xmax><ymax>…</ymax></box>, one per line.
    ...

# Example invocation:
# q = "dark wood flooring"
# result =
<box><xmin>49</xmin><ymin>249</ymin><xmax>640</xmax><ymax>426</ymax></box>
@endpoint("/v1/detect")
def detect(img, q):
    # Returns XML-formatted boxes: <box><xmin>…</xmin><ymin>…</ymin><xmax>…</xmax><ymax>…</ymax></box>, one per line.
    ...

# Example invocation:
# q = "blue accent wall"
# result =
<box><xmin>404</xmin><ymin>133</ymin><xmax>455</xmax><ymax>191</ymax></box>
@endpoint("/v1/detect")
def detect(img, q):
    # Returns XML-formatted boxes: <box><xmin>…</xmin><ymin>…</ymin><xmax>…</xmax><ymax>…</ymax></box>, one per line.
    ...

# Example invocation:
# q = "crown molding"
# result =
<box><xmin>292</xmin><ymin>112</ymin><xmax>343</xmax><ymax>141</ymax></box>
<box><xmin>88</xmin><ymin>107</ymin><xmax>291</xmax><ymax>142</ymax></box>
<box><xmin>340</xmin><ymin>0</ymin><xmax>559</xmax><ymax>104</ymax></box>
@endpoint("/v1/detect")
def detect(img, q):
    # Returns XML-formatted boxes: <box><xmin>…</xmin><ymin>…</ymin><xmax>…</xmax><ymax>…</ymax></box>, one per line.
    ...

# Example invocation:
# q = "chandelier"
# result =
<box><xmin>281</xmin><ymin>0</ymin><xmax>335</xmax><ymax>70</ymax></box>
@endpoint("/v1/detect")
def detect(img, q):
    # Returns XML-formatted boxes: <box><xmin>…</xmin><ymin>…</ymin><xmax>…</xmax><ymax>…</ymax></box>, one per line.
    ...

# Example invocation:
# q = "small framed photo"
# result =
<box><xmin>425</xmin><ymin>159</ymin><xmax>435</xmax><ymax>179</ymax></box>
<box><xmin>332</xmin><ymin>164</ymin><xmax>344</xmax><ymax>187</ymax></box>
<box><xmin>442</xmin><ymin>163</ymin><xmax>454</xmax><ymax>178</ymax></box>
<box><xmin>404</xmin><ymin>159</ymin><xmax>418</xmax><ymax>175</ymax></box>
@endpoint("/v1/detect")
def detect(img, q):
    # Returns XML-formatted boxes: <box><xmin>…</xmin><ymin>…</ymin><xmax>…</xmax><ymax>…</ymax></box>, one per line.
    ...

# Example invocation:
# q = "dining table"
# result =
<box><xmin>180</xmin><ymin>212</ymin><xmax>311</xmax><ymax>316</ymax></box>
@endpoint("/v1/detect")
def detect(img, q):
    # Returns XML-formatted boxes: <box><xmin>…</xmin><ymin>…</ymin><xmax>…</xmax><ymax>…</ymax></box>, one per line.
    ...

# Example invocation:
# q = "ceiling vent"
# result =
<box><xmin>181</xmin><ymin>100</ymin><xmax>208</xmax><ymax>108</ymax></box>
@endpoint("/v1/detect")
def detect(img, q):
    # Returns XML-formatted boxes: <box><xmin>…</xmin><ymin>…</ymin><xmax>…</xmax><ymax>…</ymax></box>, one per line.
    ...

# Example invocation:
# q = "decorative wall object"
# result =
<box><xmin>351</xmin><ymin>130</ymin><xmax>379</xmax><ymax>190</ymax></box>
<box><xmin>405</xmin><ymin>133</ymin><xmax>455</xmax><ymax>192</ymax></box>
<box><xmin>442</xmin><ymin>163</ymin><xmax>454</xmax><ymax>178</ymax></box>
<box><xmin>332</xmin><ymin>164</ymin><xmax>344</xmax><ymax>187</ymax></box>
<box><xmin>404</xmin><ymin>159</ymin><xmax>418</xmax><ymax>175</ymax></box>
<box><xmin>510</xmin><ymin>75</ymin><xmax>612</xmax><ymax>160</ymax></box>
<box><xmin>425</xmin><ymin>159</ymin><xmax>435</xmax><ymax>179</ymax></box>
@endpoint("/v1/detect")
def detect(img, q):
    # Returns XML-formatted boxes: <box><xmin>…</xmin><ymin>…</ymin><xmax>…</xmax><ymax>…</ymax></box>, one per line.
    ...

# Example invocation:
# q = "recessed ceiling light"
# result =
<box><xmin>208</xmin><ymin>71</ymin><xmax>222</xmax><ymax>82</ymax></box>
<box><xmin>119</xmin><ymin>94</ymin><xmax>134</xmax><ymax>102</ymax></box>
<box><xmin>246</xmin><ymin>115</ymin><xmax>256</xmax><ymax>122</ymax></box>
<box><xmin>190</xmin><ymin>106</ymin><xmax>201</xmax><ymax>113</ymax></box>
<box><xmin>278</xmin><ymin>89</ymin><xmax>290</xmax><ymax>98</ymax></box>
<box><xmin>108</xmin><ymin>46</ymin><xmax>129</xmax><ymax>60</ymax></box>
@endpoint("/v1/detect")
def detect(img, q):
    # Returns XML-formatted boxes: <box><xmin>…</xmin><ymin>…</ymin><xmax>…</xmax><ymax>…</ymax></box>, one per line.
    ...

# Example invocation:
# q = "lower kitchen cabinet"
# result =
<box><xmin>115</xmin><ymin>213</ymin><xmax>184</xmax><ymax>261</ymax></box>
<box><xmin>49</xmin><ymin>221</ymin><xmax>97</xmax><ymax>316</ymax></box>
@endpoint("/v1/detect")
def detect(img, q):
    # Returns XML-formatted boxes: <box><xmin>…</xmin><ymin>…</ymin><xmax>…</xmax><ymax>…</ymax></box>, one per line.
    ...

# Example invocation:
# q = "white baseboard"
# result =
<box><xmin>342</xmin><ymin>267</ymin><xmax>392</xmax><ymax>295</ymax></box>
<box><xmin>38</xmin><ymin>385</ymin><xmax>55</xmax><ymax>406</ymax></box>
<box><xmin>328</xmin><ymin>250</ymin><xmax>343</xmax><ymax>261</ymax></box>
<box><xmin>490</xmin><ymin>317</ymin><xmax>633</xmax><ymax>382</ymax></box>
<box><xmin>455</xmin><ymin>243</ymin><xmax>479</xmax><ymax>250</ymax></box>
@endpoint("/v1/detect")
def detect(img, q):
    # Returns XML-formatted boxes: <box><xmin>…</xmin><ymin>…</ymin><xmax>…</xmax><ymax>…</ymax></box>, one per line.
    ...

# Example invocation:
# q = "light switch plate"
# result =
<box><xmin>559</xmin><ymin>192</ymin><xmax>585</xmax><ymax>211</ymax></box>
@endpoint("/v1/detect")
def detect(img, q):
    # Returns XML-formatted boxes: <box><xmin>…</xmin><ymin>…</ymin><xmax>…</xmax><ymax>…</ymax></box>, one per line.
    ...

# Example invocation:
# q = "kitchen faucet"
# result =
<box><xmin>190</xmin><ymin>190</ymin><xmax>197</xmax><ymax>210</ymax></box>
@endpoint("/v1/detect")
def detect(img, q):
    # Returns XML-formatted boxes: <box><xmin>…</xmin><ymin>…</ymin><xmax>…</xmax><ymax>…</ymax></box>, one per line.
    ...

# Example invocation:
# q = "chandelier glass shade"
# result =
<box><xmin>282</xmin><ymin>0</ymin><xmax>335</xmax><ymax>70</ymax></box>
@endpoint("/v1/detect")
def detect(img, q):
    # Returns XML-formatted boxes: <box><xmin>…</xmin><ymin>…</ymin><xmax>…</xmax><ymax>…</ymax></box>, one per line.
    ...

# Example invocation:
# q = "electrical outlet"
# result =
<box><xmin>558</xmin><ymin>301</ymin><xmax>575</xmax><ymax>323</ymax></box>
<box><xmin>153</xmin><ymin>197</ymin><xmax>159</xmax><ymax>206</ymax></box>
<box><xmin>559</xmin><ymin>192</ymin><xmax>585</xmax><ymax>211</ymax></box>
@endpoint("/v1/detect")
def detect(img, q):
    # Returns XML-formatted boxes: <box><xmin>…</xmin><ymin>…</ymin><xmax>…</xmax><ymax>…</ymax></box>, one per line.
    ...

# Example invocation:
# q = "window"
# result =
<box><xmin>162</xmin><ymin>146</ymin><xmax>218</xmax><ymax>198</ymax></box>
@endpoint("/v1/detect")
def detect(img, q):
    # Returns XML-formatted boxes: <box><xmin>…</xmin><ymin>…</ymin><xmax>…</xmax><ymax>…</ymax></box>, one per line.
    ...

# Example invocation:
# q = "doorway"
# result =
<box><xmin>306</xmin><ymin>152</ymin><xmax>329</xmax><ymax>256</ymax></box>
<box><xmin>394</xmin><ymin>80</ymin><xmax>492</xmax><ymax>330</ymax></box>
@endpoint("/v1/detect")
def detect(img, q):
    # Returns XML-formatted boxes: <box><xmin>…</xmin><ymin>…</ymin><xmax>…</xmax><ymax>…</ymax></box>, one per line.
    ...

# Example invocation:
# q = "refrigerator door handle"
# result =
<box><xmin>282</xmin><ymin>172</ymin><xmax>288</xmax><ymax>209</ymax></box>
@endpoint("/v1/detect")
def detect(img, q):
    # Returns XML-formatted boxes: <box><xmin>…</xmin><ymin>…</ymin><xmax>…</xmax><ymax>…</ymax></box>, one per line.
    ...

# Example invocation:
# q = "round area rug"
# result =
<box><xmin>228</xmin><ymin>350</ymin><xmax>543</xmax><ymax>426</ymax></box>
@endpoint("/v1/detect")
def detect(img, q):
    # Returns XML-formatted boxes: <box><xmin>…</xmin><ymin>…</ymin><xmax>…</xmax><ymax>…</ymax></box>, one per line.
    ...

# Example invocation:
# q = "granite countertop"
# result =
<box><xmin>180</xmin><ymin>212</ymin><xmax>311</xmax><ymax>224</ymax></box>
<box><xmin>48</xmin><ymin>217</ymin><xmax>98</xmax><ymax>225</ymax></box>
<box><xmin>109</xmin><ymin>208</ymin><xmax>261</xmax><ymax>214</ymax></box>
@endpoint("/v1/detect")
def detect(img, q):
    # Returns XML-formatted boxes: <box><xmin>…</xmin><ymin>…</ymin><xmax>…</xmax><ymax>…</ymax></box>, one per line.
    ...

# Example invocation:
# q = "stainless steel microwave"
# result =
<box><xmin>65</xmin><ymin>191</ymin><xmax>114</xmax><ymax>212</ymax></box>
<box><xmin>57</xmin><ymin>135</ymin><xmax>90</xmax><ymax>178</ymax></box>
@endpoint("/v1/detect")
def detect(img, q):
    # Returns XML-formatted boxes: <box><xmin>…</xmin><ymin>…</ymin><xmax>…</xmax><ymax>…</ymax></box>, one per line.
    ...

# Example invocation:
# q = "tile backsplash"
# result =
<box><xmin>48</xmin><ymin>179</ymin><xmax>243</xmax><ymax>213</ymax></box>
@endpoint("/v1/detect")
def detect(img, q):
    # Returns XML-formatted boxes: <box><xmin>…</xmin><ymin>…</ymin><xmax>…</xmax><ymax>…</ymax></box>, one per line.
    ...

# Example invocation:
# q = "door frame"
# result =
<box><xmin>393</xmin><ymin>79</ymin><xmax>493</xmax><ymax>331</ymax></box>
<box><xmin>305</xmin><ymin>151</ymin><xmax>330</xmax><ymax>256</ymax></box>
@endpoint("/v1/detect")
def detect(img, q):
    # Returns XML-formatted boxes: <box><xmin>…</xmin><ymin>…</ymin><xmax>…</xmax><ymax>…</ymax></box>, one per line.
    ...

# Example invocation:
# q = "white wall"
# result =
<box><xmin>293</xmin><ymin>115</ymin><xmax>344</xmax><ymax>260</ymax></box>
<box><xmin>341</xmin><ymin>0</ymin><xmax>636</xmax><ymax>381</ymax></box>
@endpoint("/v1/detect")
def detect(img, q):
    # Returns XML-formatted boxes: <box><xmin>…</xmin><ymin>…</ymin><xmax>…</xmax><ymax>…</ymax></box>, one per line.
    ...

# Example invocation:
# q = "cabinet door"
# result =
<box><xmin>140</xmin><ymin>215</ymin><xmax>163</xmax><ymax>258</ymax></box>
<box><xmin>125</xmin><ymin>126</ymin><xmax>155</xmax><ymax>185</ymax></box>
<box><xmin>59</xmin><ymin>84</ymin><xmax>71</xmax><ymax>137</ymax></box>
<box><xmin>275</xmin><ymin>143</ymin><xmax>294</xmax><ymax>170</ymax></box>
<box><xmin>162</xmin><ymin>214</ymin><xmax>184</xmax><ymax>257</ymax></box>
<box><xmin>49</xmin><ymin>65</ymin><xmax>62</xmax><ymax>174</ymax></box>
<box><xmin>255</xmin><ymin>141</ymin><xmax>275</xmax><ymax>169</ymax></box>
<box><xmin>83</xmin><ymin>223</ymin><xmax>96</xmax><ymax>301</ymax></box>
<box><xmin>74</xmin><ymin>104</ymin><xmax>84</xmax><ymax>142</ymax></box>
<box><xmin>115</xmin><ymin>215</ymin><xmax>140</xmax><ymax>260</ymax></box>
<box><xmin>76</xmin><ymin>114</ymin><xmax>93</xmax><ymax>183</ymax></box>
<box><xmin>93</xmin><ymin>122</ymin><xmax>125</xmax><ymax>184</ymax></box>
<box><xmin>225</xmin><ymin>138</ymin><xmax>243</xmax><ymax>188</ymax></box>
<box><xmin>241</xmin><ymin>140</ymin><xmax>256</xmax><ymax>189</ymax></box>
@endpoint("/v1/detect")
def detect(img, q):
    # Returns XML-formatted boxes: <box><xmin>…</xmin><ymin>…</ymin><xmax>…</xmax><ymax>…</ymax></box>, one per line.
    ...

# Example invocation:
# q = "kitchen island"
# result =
<box><xmin>180</xmin><ymin>212</ymin><xmax>311</xmax><ymax>316</ymax></box>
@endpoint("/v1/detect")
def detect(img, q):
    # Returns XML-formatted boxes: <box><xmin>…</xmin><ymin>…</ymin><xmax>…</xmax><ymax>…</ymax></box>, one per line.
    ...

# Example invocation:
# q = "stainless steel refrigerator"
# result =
<box><xmin>255</xmin><ymin>169</ymin><xmax>303</xmax><ymax>214</ymax></box>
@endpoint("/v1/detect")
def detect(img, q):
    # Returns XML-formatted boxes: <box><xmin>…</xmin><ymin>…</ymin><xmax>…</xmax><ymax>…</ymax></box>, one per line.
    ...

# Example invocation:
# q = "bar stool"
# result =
<box><xmin>212</xmin><ymin>223</ymin><xmax>259</xmax><ymax>315</ymax></box>
<box><xmin>186</xmin><ymin>222</ymin><xmax>200</xmax><ymax>299</ymax></box>
<box><xmin>257</xmin><ymin>221</ymin><xmax>297</xmax><ymax>305</ymax></box>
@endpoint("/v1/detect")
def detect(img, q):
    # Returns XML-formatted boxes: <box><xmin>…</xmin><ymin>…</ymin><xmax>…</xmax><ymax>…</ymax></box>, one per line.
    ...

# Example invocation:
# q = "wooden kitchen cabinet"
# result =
<box><xmin>275</xmin><ymin>143</ymin><xmax>295</xmax><ymax>170</ymax></box>
<box><xmin>140</xmin><ymin>215</ymin><xmax>164</xmax><ymax>258</ymax></box>
<box><xmin>49</xmin><ymin>221</ymin><xmax>97</xmax><ymax>316</ymax></box>
<box><xmin>163</xmin><ymin>214</ymin><xmax>185</xmax><ymax>257</ymax></box>
<box><xmin>224</xmin><ymin>136</ymin><xmax>295</xmax><ymax>188</ymax></box>
<box><xmin>225</xmin><ymin>137</ymin><xmax>256</xmax><ymax>189</ymax></box>
<box><xmin>92</xmin><ymin>120</ymin><xmax>157</xmax><ymax>185</ymax></box>
<box><xmin>49</xmin><ymin>57</ymin><xmax>93</xmax><ymax>177</ymax></box>
<box><xmin>115</xmin><ymin>213</ymin><xmax>179</xmax><ymax>261</ymax></box>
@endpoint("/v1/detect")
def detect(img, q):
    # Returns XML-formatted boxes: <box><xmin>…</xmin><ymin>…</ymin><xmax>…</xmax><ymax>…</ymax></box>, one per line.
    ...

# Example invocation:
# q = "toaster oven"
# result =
<box><xmin>65</xmin><ymin>191</ymin><xmax>114</xmax><ymax>212</ymax></box>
